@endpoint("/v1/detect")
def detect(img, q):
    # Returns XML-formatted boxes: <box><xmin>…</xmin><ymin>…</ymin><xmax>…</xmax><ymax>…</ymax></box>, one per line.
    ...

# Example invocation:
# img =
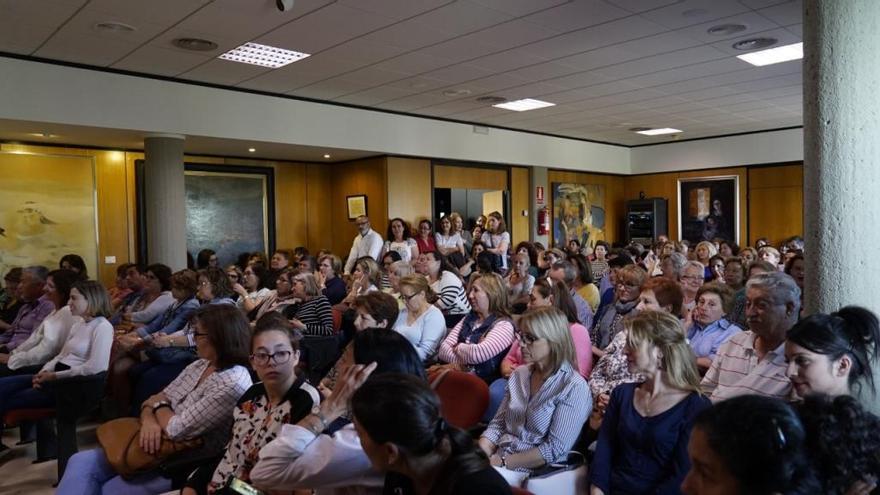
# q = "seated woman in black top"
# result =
<box><xmin>351</xmin><ymin>373</ymin><xmax>511</xmax><ymax>495</ymax></box>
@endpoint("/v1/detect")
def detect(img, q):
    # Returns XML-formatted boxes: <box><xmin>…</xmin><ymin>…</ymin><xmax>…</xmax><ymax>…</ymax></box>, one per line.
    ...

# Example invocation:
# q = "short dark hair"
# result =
<box><xmin>47</xmin><ymin>269</ymin><xmax>79</xmax><ymax>307</ymax></box>
<box><xmin>641</xmin><ymin>277</ymin><xmax>684</xmax><ymax>315</ymax></box>
<box><xmin>386</xmin><ymin>218</ymin><xmax>413</xmax><ymax>241</ymax></box>
<box><xmin>198</xmin><ymin>267</ymin><xmax>234</xmax><ymax>299</ymax></box>
<box><xmin>352</xmin><ymin>328</ymin><xmax>426</xmax><ymax>379</ymax></box>
<box><xmin>170</xmin><ymin>269</ymin><xmax>199</xmax><ymax>299</ymax></box>
<box><xmin>196</xmin><ymin>249</ymin><xmax>216</xmax><ymax>270</ymax></box>
<box><xmin>146</xmin><ymin>263</ymin><xmax>173</xmax><ymax>291</ymax></box>
<box><xmin>352</xmin><ymin>292</ymin><xmax>399</xmax><ymax>328</ymax></box>
<box><xmin>59</xmin><ymin>254</ymin><xmax>88</xmax><ymax>279</ymax></box>
<box><xmin>191</xmin><ymin>304</ymin><xmax>251</xmax><ymax>370</ymax></box>
<box><xmin>253</xmin><ymin>312</ymin><xmax>301</xmax><ymax>352</ymax></box>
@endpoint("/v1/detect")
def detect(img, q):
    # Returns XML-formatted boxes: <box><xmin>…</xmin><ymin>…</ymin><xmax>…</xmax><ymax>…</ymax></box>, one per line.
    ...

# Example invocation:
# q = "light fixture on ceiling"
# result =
<box><xmin>634</xmin><ymin>128</ymin><xmax>682</xmax><ymax>136</ymax></box>
<box><xmin>492</xmin><ymin>98</ymin><xmax>556</xmax><ymax>112</ymax></box>
<box><xmin>27</xmin><ymin>132</ymin><xmax>57</xmax><ymax>138</ymax></box>
<box><xmin>736</xmin><ymin>42</ymin><xmax>803</xmax><ymax>66</ymax></box>
<box><xmin>707</xmin><ymin>23</ymin><xmax>747</xmax><ymax>36</ymax></box>
<box><xmin>276</xmin><ymin>0</ymin><xmax>294</xmax><ymax>12</ymax></box>
<box><xmin>173</xmin><ymin>37</ymin><xmax>219</xmax><ymax>52</ymax></box>
<box><xmin>93</xmin><ymin>21</ymin><xmax>136</xmax><ymax>33</ymax></box>
<box><xmin>732</xmin><ymin>37</ymin><xmax>778</xmax><ymax>51</ymax></box>
<box><xmin>218</xmin><ymin>42</ymin><xmax>310</xmax><ymax>68</ymax></box>
<box><xmin>323</xmin><ymin>154</ymin><xmax>331</xmax><ymax>159</ymax></box>
<box><xmin>248</xmin><ymin>148</ymin><xmax>256</xmax><ymax>153</ymax></box>
<box><xmin>442</xmin><ymin>89</ymin><xmax>472</xmax><ymax>97</ymax></box>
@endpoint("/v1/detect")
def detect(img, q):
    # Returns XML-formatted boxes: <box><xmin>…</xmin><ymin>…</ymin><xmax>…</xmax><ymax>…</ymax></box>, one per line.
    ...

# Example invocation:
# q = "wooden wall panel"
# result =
<box><xmin>433</xmin><ymin>164</ymin><xmax>507</xmax><ymax>190</ymax></box>
<box><xmin>510</xmin><ymin>166</ymin><xmax>530</xmax><ymax>247</ymax></box>
<box><xmin>305</xmin><ymin>163</ymin><xmax>334</xmax><ymax>253</ymax></box>
<box><xmin>547</xmin><ymin>170</ymin><xmax>626</xmax><ymax>247</ymax></box>
<box><xmin>748</xmin><ymin>164</ymin><xmax>804</xmax><ymax>246</ymax></box>
<box><xmin>330</xmin><ymin>157</ymin><xmax>388</xmax><ymax>257</ymax></box>
<box><xmin>387</xmin><ymin>157</ymin><xmax>432</xmax><ymax>226</ymax></box>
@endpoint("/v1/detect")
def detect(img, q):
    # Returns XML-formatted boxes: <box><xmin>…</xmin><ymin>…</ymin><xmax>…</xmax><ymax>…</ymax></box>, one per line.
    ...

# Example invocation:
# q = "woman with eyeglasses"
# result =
<box><xmin>679</xmin><ymin>261</ymin><xmax>706</xmax><ymax>322</ymax></box>
<box><xmin>590</xmin><ymin>310</ymin><xmax>710</xmax><ymax>495</ymax></box>
<box><xmin>380</xmin><ymin>251</ymin><xmax>402</xmax><ymax>290</ymax></box>
<box><xmin>590</xmin><ymin>264</ymin><xmax>646</xmax><ymax>358</ymax></box>
<box><xmin>57</xmin><ymin>304</ymin><xmax>253</xmax><ymax>495</ymax></box>
<box><xmin>224</xmin><ymin>265</ymin><xmax>243</xmax><ymax>301</ymax></box>
<box><xmin>181</xmin><ymin>313</ymin><xmax>318</xmax><ymax>495</ymax></box>
<box><xmin>393</xmin><ymin>274</ymin><xmax>446</xmax><ymax>363</ymax></box>
<box><xmin>479</xmin><ymin>307</ymin><xmax>589</xmax><ymax>475</ymax></box>
<box><xmin>253</xmin><ymin>269</ymin><xmax>298</xmax><ymax>322</ymax></box>
<box><xmin>283</xmin><ymin>273</ymin><xmax>334</xmax><ymax>336</ymax></box>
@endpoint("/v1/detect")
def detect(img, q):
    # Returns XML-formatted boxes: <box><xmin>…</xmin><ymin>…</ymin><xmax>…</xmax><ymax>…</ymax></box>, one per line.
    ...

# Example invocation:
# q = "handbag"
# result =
<box><xmin>145</xmin><ymin>345</ymin><xmax>198</xmax><ymax>365</ymax></box>
<box><xmin>492</xmin><ymin>451</ymin><xmax>588</xmax><ymax>495</ymax></box>
<box><xmin>96</xmin><ymin>417</ymin><xmax>203</xmax><ymax>478</ymax></box>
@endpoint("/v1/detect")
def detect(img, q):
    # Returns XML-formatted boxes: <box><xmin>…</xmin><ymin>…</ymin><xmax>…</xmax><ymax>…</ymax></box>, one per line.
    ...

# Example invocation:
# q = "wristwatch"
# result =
<box><xmin>151</xmin><ymin>400</ymin><xmax>171</xmax><ymax>412</ymax></box>
<box><xmin>500</xmin><ymin>453</ymin><xmax>508</xmax><ymax>468</ymax></box>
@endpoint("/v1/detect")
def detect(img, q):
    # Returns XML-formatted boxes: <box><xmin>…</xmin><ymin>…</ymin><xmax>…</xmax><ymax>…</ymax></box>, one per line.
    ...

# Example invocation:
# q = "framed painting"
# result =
<box><xmin>677</xmin><ymin>175</ymin><xmax>739</xmax><ymax>245</ymax></box>
<box><xmin>551</xmin><ymin>183</ymin><xmax>606</xmax><ymax>249</ymax></box>
<box><xmin>347</xmin><ymin>195</ymin><xmax>367</xmax><ymax>220</ymax></box>
<box><xmin>136</xmin><ymin>162</ymin><xmax>275</xmax><ymax>267</ymax></box>
<box><xmin>0</xmin><ymin>151</ymin><xmax>99</xmax><ymax>278</ymax></box>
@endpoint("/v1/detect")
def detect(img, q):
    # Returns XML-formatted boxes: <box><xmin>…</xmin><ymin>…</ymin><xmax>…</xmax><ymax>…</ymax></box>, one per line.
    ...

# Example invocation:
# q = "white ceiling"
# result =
<box><xmin>0</xmin><ymin>0</ymin><xmax>803</xmax><ymax>146</ymax></box>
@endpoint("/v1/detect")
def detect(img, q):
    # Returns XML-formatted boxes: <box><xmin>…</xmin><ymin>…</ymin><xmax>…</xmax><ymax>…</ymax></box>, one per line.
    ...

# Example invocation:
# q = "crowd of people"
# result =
<box><xmin>0</xmin><ymin>215</ymin><xmax>876</xmax><ymax>495</ymax></box>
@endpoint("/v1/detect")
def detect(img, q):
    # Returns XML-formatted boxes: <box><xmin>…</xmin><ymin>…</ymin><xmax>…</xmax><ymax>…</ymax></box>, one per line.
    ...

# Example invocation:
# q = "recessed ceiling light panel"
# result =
<box><xmin>248</xmin><ymin>148</ymin><xmax>256</xmax><ymax>153</ymax></box>
<box><xmin>635</xmin><ymin>128</ymin><xmax>682</xmax><ymax>136</ymax></box>
<box><xmin>173</xmin><ymin>38</ymin><xmax>219</xmax><ymax>52</ymax></box>
<box><xmin>492</xmin><ymin>98</ymin><xmax>556</xmax><ymax>112</ymax></box>
<box><xmin>93</xmin><ymin>21</ymin><xmax>136</xmax><ymax>33</ymax></box>
<box><xmin>736</xmin><ymin>42</ymin><xmax>803</xmax><ymax>66</ymax></box>
<box><xmin>732</xmin><ymin>37</ymin><xmax>777</xmax><ymax>51</ymax></box>
<box><xmin>218</xmin><ymin>42</ymin><xmax>310</xmax><ymax>68</ymax></box>
<box><xmin>442</xmin><ymin>89</ymin><xmax>472</xmax><ymax>97</ymax></box>
<box><xmin>707</xmin><ymin>23</ymin><xmax>747</xmax><ymax>36</ymax></box>
<box><xmin>476</xmin><ymin>95</ymin><xmax>507</xmax><ymax>104</ymax></box>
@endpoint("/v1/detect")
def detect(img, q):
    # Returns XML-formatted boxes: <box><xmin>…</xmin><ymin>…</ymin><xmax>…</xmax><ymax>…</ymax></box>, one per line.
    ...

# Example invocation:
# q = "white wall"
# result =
<box><xmin>0</xmin><ymin>57</ymin><xmax>630</xmax><ymax>174</ymax></box>
<box><xmin>629</xmin><ymin>127</ymin><xmax>803</xmax><ymax>174</ymax></box>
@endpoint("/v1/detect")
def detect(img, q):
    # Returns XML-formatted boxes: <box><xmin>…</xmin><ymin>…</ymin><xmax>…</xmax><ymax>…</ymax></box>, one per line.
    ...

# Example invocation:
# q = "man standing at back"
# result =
<box><xmin>343</xmin><ymin>215</ymin><xmax>383</xmax><ymax>275</ymax></box>
<box><xmin>0</xmin><ymin>266</ymin><xmax>53</xmax><ymax>353</ymax></box>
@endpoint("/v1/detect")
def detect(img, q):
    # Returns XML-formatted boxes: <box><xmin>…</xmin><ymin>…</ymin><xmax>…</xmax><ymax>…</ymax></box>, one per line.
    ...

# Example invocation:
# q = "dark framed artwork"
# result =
<box><xmin>135</xmin><ymin>161</ymin><xmax>275</xmax><ymax>266</ymax></box>
<box><xmin>346</xmin><ymin>195</ymin><xmax>367</xmax><ymax>220</ymax></box>
<box><xmin>551</xmin><ymin>182</ymin><xmax>606</xmax><ymax>249</ymax></box>
<box><xmin>677</xmin><ymin>176</ymin><xmax>739</xmax><ymax>245</ymax></box>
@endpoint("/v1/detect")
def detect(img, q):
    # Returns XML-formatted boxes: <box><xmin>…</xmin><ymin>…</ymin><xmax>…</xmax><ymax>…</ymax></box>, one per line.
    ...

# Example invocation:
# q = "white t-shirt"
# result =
<box><xmin>481</xmin><ymin>231</ymin><xmax>511</xmax><ymax>270</ymax></box>
<box><xmin>384</xmin><ymin>238</ymin><xmax>417</xmax><ymax>263</ymax></box>
<box><xmin>393</xmin><ymin>305</ymin><xmax>446</xmax><ymax>362</ymax></box>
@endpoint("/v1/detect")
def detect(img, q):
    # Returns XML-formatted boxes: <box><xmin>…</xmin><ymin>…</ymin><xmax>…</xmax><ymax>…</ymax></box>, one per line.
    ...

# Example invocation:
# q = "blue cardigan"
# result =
<box><xmin>590</xmin><ymin>382</ymin><xmax>710</xmax><ymax>495</ymax></box>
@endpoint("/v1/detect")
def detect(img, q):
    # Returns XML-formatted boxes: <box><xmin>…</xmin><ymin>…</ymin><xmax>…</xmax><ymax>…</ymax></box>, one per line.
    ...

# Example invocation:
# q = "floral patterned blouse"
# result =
<box><xmin>207</xmin><ymin>378</ymin><xmax>319</xmax><ymax>493</ymax></box>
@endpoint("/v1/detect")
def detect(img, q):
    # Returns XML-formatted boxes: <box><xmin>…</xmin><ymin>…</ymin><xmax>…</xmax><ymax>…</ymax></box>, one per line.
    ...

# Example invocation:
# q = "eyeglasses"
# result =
<box><xmin>250</xmin><ymin>350</ymin><xmax>293</xmax><ymax>365</ymax></box>
<box><xmin>517</xmin><ymin>332</ymin><xmax>540</xmax><ymax>345</ymax></box>
<box><xmin>399</xmin><ymin>292</ymin><xmax>420</xmax><ymax>302</ymax></box>
<box><xmin>355</xmin><ymin>221</ymin><xmax>369</xmax><ymax>227</ymax></box>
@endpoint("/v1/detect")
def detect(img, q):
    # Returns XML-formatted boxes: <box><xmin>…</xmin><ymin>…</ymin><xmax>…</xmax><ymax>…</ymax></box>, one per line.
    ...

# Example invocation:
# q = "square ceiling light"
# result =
<box><xmin>493</xmin><ymin>98</ymin><xmax>556</xmax><ymax>112</ymax></box>
<box><xmin>218</xmin><ymin>42</ymin><xmax>310</xmax><ymax>68</ymax></box>
<box><xmin>736</xmin><ymin>42</ymin><xmax>803</xmax><ymax>67</ymax></box>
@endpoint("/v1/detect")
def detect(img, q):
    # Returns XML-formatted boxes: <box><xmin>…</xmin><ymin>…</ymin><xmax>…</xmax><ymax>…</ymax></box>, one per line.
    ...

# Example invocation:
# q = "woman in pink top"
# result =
<box><xmin>482</xmin><ymin>278</ymin><xmax>592</xmax><ymax>421</ymax></box>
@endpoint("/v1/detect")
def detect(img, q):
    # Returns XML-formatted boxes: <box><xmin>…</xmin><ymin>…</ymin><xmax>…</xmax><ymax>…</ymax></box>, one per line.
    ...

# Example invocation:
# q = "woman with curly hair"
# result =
<box><xmin>796</xmin><ymin>394</ymin><xmax>880</xmax><ymax>495</ymax></box>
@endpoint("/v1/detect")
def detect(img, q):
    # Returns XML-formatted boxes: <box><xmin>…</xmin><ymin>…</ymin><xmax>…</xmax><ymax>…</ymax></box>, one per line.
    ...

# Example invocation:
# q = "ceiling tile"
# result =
<box><xmin>598</xmin><ymin>45</ymin><xmax>728</xmax><ymax>80</ymax></box>
<box><xmin>317</xmin><ymin>40</ymin><xmax>408</xmax><ymax>66</ymax></box>
<box><xmin>710</xmin><ymin>27</ymin><xmax>801</xmax><ymax>55</ymax></box>
<box><xmin>738</xmin><ymin>0</ymin><xmax>792</xmax><ymax>9</ymax></box>
<box><xmin>639</xmin><ymin>0</ymin><xmax>751</xmax><ymax>29</ymax></box>
<box><xmin>625</xmin><ymin>58</ymin><xmax>742</xmax><ymax>87</ymax></box>
<box><xmin>258</xmin><ymin>3</ymin><xmax>397</xmax><ymax>54</ymax></box>
<box><xmin>673</xmin><ymin>11</ymin><xmax>780</xmax><ymax>43</ymax></box>
<box><xmin>112</xmin><ymin>45</ymin><xmax>211</xmax><ymax>76</ymax></box>
<box><xmin>371</xmin><ymin>52</ymin><xmax>458</xmax><ymax>75</ymax></box>
<box><xmin>469</xmin><ymin>0</ymin><xmax>569</xmax><ymax>17</ymax></box>
<box><xmin>292</xmin><ymin>79</ymin><xmax>374</xmax><ymax>100</ymax></box>
<box><xmin>785</xmin><ymin>23</ymin><xmax>802</xmax><ymax>36</ymax></box>
<box><xmin>333</xmin><ymin>85</ymin><xmax>419</xmax><ymax>106</ymax></box>
<box><xmin>465</xmin><ymin>19</ymin><xmax>561</xmax><ymax>51</ymax></box>
<box><xmin>83</xmin><ymin>0</ymin><xmax>209</xmax><ymax>25</ymax></box>
<box><xmin>468</xmin><ymin>50</ymin><xmax>549</xmax><ymax>74</ymax></box>
<box><xmin>422</xmin><ymin>63</ymin><xmax>496</xmax><ymax>84</ymax></box>
<box><xmin>360</xmin><ymin>19</ymin><xmax>458</xmax><ymax>48</ymax></box>
<box><xmin>522</xmin><ymin>0</ymin><xmax>631</xmax><ymax>33</ymax></box>
<box><xmin>1</xmin><ymin>0</ymin><xmax>89</xmax><ymax>27</ymax></box>
<box><xmin>504</xmin><ymin>62</ymin><xmax>583</xmax><ymax>82</ymax></box>
<box><xmin>520</xmin><ymin>16</ymin><xmax>669</xmax><ymax>59</ymax></box>
<box><xmin>177</xmin><ymin>58</ymin><xmax>272</xmax><ymax>85</ymax></box>
<box><xmin>757</xmin><ymin>0</ymin><xmax>801</xmax><ymax>25</ymax></box>
<box><xmin>604</xmin><ymin>0</ymin><xmax>682</xmax><ymax>13</ymax></box>
<box><xmin>340</xmin><ymin>0</ymin><xmax>455</xmax><ymax>21</ymax></box>
<box><xmin>35</xmin><ymin>31</ymin><xmax>142</xmax><ymax>66</ymax></box>
<box><xmin>408</xmin><ymin>1</ymin><xmax>513</xmax><ymax>36</ymax></box>
<box><xmin>375</xmin><ymin>93</ymin><xmax>450</xmax><ymax>111</ymax></box>
<box><xmin>0</xmin><ymin>16</ymin><xmax>58</xmax><ymax>54</ymax></box>
<box><xmin>49</xmin><ymin>7</ymin><xmax>172</xmax><ymax>47</ymax></box>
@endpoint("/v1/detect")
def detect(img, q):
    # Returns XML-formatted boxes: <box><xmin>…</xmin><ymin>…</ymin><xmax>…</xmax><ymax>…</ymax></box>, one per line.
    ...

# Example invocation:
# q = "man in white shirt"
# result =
<box><xmin>343</xmin><ymin>215</ymin><xmax>383</xmax><ymax>275</ymax></box>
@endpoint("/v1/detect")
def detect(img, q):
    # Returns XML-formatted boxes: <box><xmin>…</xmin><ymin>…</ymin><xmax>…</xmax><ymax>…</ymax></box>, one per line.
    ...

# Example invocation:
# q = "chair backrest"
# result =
<box><xmin>331</xmin><ymin>308</ymin><xmax>343</xmax><ymax>333</ymax></box>
<box><xmin>430</xmin><ymin>369</ymin><xmax>489</xmax><ymax>430</ymax></box>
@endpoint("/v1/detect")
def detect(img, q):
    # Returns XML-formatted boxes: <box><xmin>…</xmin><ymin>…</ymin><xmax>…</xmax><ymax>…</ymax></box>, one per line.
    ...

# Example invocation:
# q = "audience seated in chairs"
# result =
<box><xmin>280</xmin><ymin>272</ymin><xmax>334</xmax><ymax>336</ymax></box>
<box><xmin>505</xmin><ymin>252</ymin><xmax>535</xmax><ymax>313</ymax></box>
<box><xmin>590</xmin><ymin>310</ymin><xmax>710</xmax><ymax>495</ymax></box>
<box><xmin>181</xmin><ymin>313</ymin><xmax>319</xmax><ymax>495</ymax></box>
<box><xmin>0</xmin><ymin>269</ymin><xmax>78</xmax><ymax>379</ymax></box>
<box><xmin>353</xmin><ymin>373</ymin><xmax>511</xmax><ymax>495</ymax></box>
<box><xmin>232</xmin><ymin>264</ymin><xmax>272</xmax><ymax>317</ymax></box>
<box><xmin>249</xmin><ymin>328</ymin><xmax>426</xmax><ymax>493</ymax></box>
<box><xmin>384</xmin><ymin>260</ymin><xmax>414</xmax><ymax>308</ymax></box>
<box><xmin>57</xmin><ymin>304</ymin><xmax>252</xmax><ymax>495</ymax></box>
<box><xmin>0</xmin><ymin>266</ymin><xmax>54</xmax><ymax>353</ymax></box>
<box><xmin>480</xmin><ymin>307</ymin><xmax>590</xmax><ymax>482</ymax></box>
<box><xmin>417</xmin><ymin>251</ymin><xmax>471</xmax><ymax>327</ymax></box>
<box><xmin>0</xmin><ymin>280</ymin><xmax>113</xmax><ymax>475</ymax></box>
<box><xmin>686</xmin><ymin>282</ymin><xmax>741</xmax><ymax>375</ymax></box>
<box><xmin>320</xmin><ymin>291</ymin><xmax>399</xmax><ymax>396</ymax></box>
<box><xmin>117</xmin><ymin>264</ymin><xmax>175</xmax><ymax>328</ymax></box>
<box><xmin>381</xmin><ymin>217</ymin><xmax>419</xmax><ymax>265</ymax></box>
<box><xmin>316</xmin><ymin>254</ymin><xmax>347</xmax><ymax>305</ymax></box>
<box><xmin>124</xmin><ymin>267</ymin><xmax>236</xmax><ymax>416</ymax></box>
<box><xmin>548</xmin><ymin>260</ymin><xmax>593</xmax><ymax>328</ymax></box>
<box><xmin>434</xmin><ymin>273</ymin><xmax>515</xmax><ymax>385</ymax></box>
<box><xmin>393</xmin><ymin>274</ymin><xmax>446</xmax><ymax>363</ymax></box>
<box><xmin>252</xmin><ymin>268</ymin><xmax>297</xmax><ymax>322</ymax></box>
<box><xmin>701</xmin><ymin>272</ymin><xmax>799</xmax><ymax>402</ymax></box>
<box><xmin>0</xmin><ymin>268</ymin><xmax>24</xmax><ymax>330</ymax></box>
<box><xmin>107</xmin><ymin>263</ymin><xmax>134</xmax><ymax>310</ymax></box>
<box><xmin>590</xmin><ymin>264</ymin><xmax>646</xmax><ymax>358</ymax></box>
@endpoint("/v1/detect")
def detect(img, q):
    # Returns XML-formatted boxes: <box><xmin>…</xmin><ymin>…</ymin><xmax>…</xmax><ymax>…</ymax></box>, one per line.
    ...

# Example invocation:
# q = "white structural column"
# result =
<box><xmin>144</xmin><ymin>135</ymin><xmax>187</xmax><ymax>270</ymax></box>
<box><xmin>803</xmin><ymin>0</ymin><xmax>880</xmax><ymax>314</ymax></box>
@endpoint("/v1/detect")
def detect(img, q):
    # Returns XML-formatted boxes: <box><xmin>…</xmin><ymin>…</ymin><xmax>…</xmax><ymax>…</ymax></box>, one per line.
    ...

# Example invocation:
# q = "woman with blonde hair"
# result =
<box><xmin>339</xmin><ymin>257</ymin><xmax>381</xmax><ymax>309</ymax></box>
<box><xmin>480</xmin><ymin>306</ymin><xmax>589</xmax><ymax>474</ymax></box>
<box><xmin>435</xmin><ymin>273</ymin><xmax>514</xmax><ymax>383</ymax></box>
<box><xmin>393</xmin><ymin>274</ymin><xmax>447</xmax><ymax>363</ymax></box>
<box><xmin>590</xmin><ymin>311</ymin><xmax>710</xmax><ymax>495</ymax></box>
<box><xmin>694</xmin><ymin>241</ymin><xmax>717</xmax><ymax>280</ymax></box>
<box><xmin>480</xmin><ymin>211</ymin><xmax>510</xmax><ymax>274</ymax></box>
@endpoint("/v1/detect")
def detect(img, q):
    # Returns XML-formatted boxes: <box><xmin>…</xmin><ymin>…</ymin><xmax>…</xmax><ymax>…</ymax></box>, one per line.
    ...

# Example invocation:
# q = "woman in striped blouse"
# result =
<box><xmin>418</xmin><ymin>251</ymin><xmax>471</xmax><ymax>328</ymax></box>
<box><xmin>479</xmin><ymin>306</ymin><xmax>590</xmax><ymax>474</ymax></box>
<box><xmin>282</xmin><ymin>273</ymin><xmax>334</xmax><ymax>336</ymax></box>
<box><xmin>434</xmin><ymin>273</ymin><xmax>514</xmax><ymax>384</ymax></box>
